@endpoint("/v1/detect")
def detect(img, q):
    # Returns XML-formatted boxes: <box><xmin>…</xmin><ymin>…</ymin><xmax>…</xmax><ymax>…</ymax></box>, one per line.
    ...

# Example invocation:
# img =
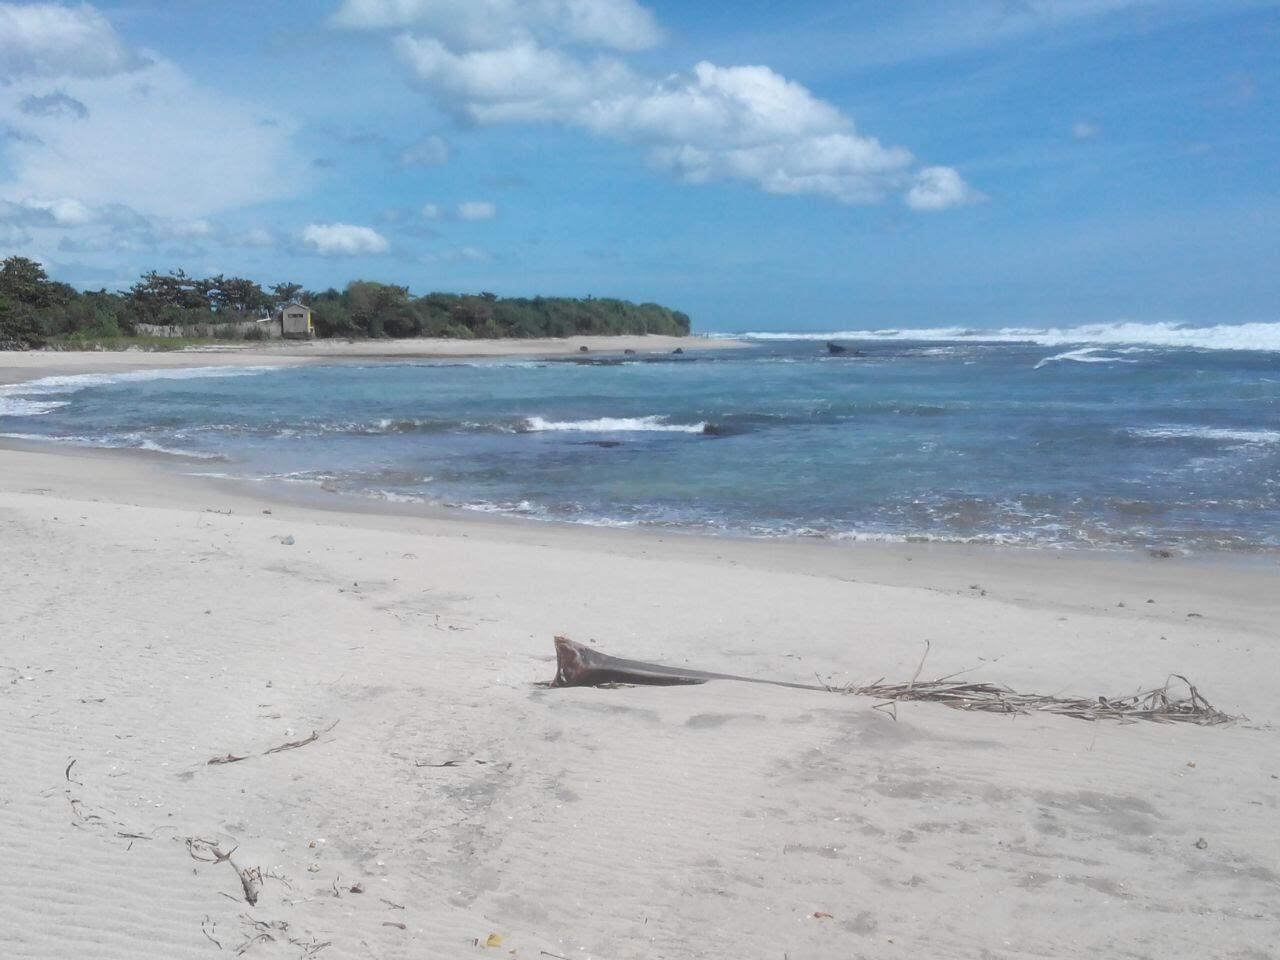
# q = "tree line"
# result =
<box><xmin>0</xmin><ymin>258</ymin><xmax>691</xmax><ymax>347</ymax></box>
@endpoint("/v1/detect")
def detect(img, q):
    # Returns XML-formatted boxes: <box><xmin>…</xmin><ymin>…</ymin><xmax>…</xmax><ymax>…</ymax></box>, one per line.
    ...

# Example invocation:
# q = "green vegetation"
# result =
<box><xmin>0</xmin><ymin>257</ymin><xmax>691</xmax><ymax>349</ymax></box>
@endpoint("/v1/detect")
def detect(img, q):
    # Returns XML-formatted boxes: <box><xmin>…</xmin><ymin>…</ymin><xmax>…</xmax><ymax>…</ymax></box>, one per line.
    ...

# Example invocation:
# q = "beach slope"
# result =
<box><xmin>1</xmin><ymin>443</ymin><xmax>1277</xmax><ymax>959</ymax></box>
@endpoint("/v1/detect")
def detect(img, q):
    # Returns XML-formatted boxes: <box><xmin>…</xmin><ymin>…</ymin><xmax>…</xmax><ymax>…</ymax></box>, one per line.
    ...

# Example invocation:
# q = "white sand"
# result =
<box><xmin>0</xmin><ymin>335</ymin><xmax>740</xmax><ymax>386</ymax></box>
<box><xmin>1</xmin><ymin>350</ymin><xmax>1278</xmax><ymax>960</ymax></box>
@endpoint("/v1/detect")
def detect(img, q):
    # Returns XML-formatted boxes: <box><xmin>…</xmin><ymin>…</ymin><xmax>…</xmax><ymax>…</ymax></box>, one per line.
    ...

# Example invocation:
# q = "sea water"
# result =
<box><xmin>3</xmin><ymin>323</ymin><xmax>1278</xmax><ymax>552</ymax></box>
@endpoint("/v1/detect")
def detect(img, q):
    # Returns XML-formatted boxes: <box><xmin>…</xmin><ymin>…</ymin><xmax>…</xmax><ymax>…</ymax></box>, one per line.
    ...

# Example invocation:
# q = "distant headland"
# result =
<box><xmin>0</xmin><ymin>256</ymin><xmax>691</xmax><ymax>349</ymax></box>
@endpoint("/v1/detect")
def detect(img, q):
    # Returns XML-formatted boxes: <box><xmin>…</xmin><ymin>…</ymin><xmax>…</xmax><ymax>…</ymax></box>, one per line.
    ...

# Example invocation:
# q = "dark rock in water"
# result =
<box><xmin>701</xmin><ymin>423</ymin><xmax>728</xmax><ymax>436</ymax></box>
<box><xmin>672</xmin><ymin>347</ymin><xmax>684</xmax><ymax>355</ymax></box>
<box><xmin>576</xmin><ymin>440</ymin><xmax>623</xmax><ymax>448</ymax></box>
<box><xmin>624</xmin><ymin>348</ymin><xmax>637</xmax><ymax>355</ymax></box>
<box><xmin>826</xmin><ymin>341</ymin><xmax>866</xmax><ymax>357</ymax></box>
<box><xmin>579</xmin><ymin>345</ymin><xmax>590</xmax><ymax>352</ymax></box>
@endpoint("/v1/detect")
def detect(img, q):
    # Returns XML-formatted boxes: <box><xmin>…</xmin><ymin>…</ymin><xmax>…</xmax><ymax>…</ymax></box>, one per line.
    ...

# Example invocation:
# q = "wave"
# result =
<box><xmin>1034</xmin><ymin>347</ymin><xmax>1144</xmax><ymax>369</ymax></box>
<box><xmin>0</xmin><ymin>430</ymin><xmax>227</xmax><ymax>460</ymax></box>
<box><xmin>1129</xmin><ymin>426</ymin><xmax>1280</xmax><ymax>445</ymax></box>
<box><xmin>520</xmin><ymin>415</ymin><xmax>710</xmax><ymax>434</ymax></box>
<box><xmin>0</xmin><ymin>365</ymin><xmax>282</xmax><ymax>418</ymax></box>
<box><xmin>0</xmin><ymin>397</ymin><xmax>70</xmax><ymax>416</ymax></box>
<box><xmin>734</xmin><ymin>321</ymin><xmax>1280</xmax><ymax>352</ymax></box>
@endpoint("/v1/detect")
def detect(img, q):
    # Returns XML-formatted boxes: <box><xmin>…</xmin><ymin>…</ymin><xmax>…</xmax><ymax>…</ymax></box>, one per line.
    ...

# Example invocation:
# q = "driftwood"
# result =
<box><xmin>551</xmin><ymin>635</ymin><xmax>826</xmax><ymax>691</ymax></box>
<box><xmin>549</xmin><ymin>636</ymin><xmax>1236</xmax><ymax>726</ymax></box>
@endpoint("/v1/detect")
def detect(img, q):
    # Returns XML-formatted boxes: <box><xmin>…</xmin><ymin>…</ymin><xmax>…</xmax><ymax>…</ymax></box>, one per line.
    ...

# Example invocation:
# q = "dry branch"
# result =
<box><xmin>206</xmin><ymin>721</ymin><xmax>339</xmax><ymax>768</ymax></box>
<box><xmin>844</xmin><ymin>672</ymin><xmax>1235</xmax><ymax>725</ymax></box>
<box><xmin>548</xmin><ymin>636</ymin><xmax>1238</xmax><ymax>726</ymax></box>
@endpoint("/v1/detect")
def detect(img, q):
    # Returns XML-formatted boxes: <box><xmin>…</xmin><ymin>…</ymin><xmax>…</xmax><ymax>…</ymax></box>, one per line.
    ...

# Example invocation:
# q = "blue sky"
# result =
<box><xmin>1</xmin><ymin>0</ymin><xmax>1276</xmax><ymax>331</ymax></box>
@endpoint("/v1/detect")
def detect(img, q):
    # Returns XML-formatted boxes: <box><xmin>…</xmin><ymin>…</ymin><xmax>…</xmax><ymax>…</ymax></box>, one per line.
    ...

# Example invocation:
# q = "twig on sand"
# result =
<box><xmin>187</xmin><ymin>839</ymin><xmax>261</xmax><ymax>905</ymax></box>
<box><xmin>207</xmin><ymin>721</ymin><xmax>339</xmax><ymax>767</ymax></box>
<box><xmin>845</xmin><ymin>672</ymin><xmax>1236</xmax><ymax>726</ymax></box>
<box><xmin>201</xmin><ymin>916</ymin><xmax>222</xmax><ymax>950</ymax></box>
<box><xmin>289</xmin><ymin>937</ymin><xmax>333</xmax><ymax>957</ymax></box>
<box><xmin>233</xmin><ymin>915</ymin><xmax>289</xmax><ymax>955</ymax></box>
<box><xmin>65</xmin><ymin>759</ymin><xmax>82</xmax><ymax>785</ymax></box>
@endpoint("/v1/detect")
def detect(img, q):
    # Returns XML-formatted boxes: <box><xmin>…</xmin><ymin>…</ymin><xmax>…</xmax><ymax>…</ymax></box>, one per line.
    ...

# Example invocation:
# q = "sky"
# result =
<box><xmin>0</xmin><ymin>0</ymin><xmax>1277</xmax><ymax>331</ymax></box>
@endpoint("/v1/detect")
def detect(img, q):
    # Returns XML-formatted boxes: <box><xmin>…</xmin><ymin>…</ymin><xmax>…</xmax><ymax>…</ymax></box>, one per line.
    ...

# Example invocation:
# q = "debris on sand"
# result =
<box><xmin>547</xmin><ymin>636</ymin><xmax>1237</xmax><ymax>726</ymax></box>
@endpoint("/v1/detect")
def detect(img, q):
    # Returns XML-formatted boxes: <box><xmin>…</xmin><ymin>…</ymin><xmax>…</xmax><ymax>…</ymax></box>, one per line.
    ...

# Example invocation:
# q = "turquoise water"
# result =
<box><xmin>3</xmin><ymin>326</ymin><xmax>1278</xmax><ymax>551</ymax></box>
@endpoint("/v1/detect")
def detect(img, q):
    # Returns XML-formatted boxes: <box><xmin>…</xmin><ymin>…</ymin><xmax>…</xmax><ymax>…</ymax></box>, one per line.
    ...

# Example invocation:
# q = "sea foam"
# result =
<box><xmin>521</xmin><ymin>415</ymin><xmax>708</xmax><ymax>434</ymax></box>
<box><xmin>0</xmin><ymin>365</ymin><xmax>281</xmax><ymax>418</ymax></box>
<box><xmin>1129</xmin><ymin>426</ymin><xmax>1280</xmax><ymax>444</ymax></box>
<box><xmin>735</xmin><ymin>321</ymin><xmax>1280</xmax><ymax>352</ymax></box>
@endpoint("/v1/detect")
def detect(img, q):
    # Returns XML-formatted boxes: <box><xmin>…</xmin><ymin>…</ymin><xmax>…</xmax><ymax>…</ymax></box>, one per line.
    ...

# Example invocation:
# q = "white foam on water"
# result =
<box><xmin>733</xmin><ymin>321</ymin><xmax>1280</xmax><ymax>352</ymax></box>
<box><xmin>1129</xmin><ymin>426</ymin><xmax>1280</xmax><ymax>444</ymax></box>
<box><xmin>1034</xmin><ymin>347</ymin><xmax>1144</xmax><ymax>369</ymax></box>
<box><xmin>0</xmin><ymin>397</ymin><xmax>70</xmax><ymax>416</ymax></box>
<box><xmin>0</xmin><ymin>365</ymin><xmax>282</xmax><ymax>418</ymax></box>
<box><xmin>522</xmin><ymin>415</ymin><xmax>708</xmax><ymax>434</ymax></box>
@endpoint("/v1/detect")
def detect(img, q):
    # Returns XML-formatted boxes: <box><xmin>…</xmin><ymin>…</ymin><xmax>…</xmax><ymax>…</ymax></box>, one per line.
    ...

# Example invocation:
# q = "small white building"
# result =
<box><xmin>278</xmin><ymin>303</ymin><xmax>314</xmax><ymax>339</ymax></box>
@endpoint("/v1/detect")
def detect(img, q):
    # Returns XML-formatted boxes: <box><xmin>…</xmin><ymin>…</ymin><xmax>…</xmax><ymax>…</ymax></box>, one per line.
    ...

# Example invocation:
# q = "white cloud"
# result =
<box><xmin>1072</xmin><ymin>120</ymin><xmax>1101</xmax><ymax>139</ymax></box>
<box><xmin>905</xmin><ymin>166</ymin><xmax>982</xmax><ymax>211</ymax></box>
<box><xmin>396</xmin><ymin>36</ymin><xmax>633</xmax><ymax>124</ymax></box>
<box><xmin>1</xmin><ymin>196</ymin><xmax>96</xmax><ymax>226</ymax></box>
<box><xmin>421</xmin><ymin>202</ymin><xmax>442</xmax><ymax>219</ymax></box>
<box><xmin>399</xmin><ymin>134</ymin><xmax>450</xmax><ymax>166</ymax></box>
<box><xmin>0</xmin><ymin>2</ymin><xmax>146</xmax><ymax>80</ymax></box>
<box><xmin>0</xmin><ymin>221</ymin><xmax>32</xmax><ymax>246</ymax></box>
<box><xmin>394</xmin><ymin>38</ymin><xmax>971</xmax><ymax>207</ymax></box>
<box><xmin>0</xmin><ymin>60</ymin><xmax>307</xmax><ymax>222</ymax></box>
<box><xmin>299</xmin><ymin>222</ymin><xmax>390</xmax><ymax>256</ymax></box>
<box><xmin>333</xmin><ymin>0</ymin><xmax>662</xmax><ymax>52</ymax></box>
<box><xmin>456</xmin><ymin>200</ymin><xmax>496</xmax><ymax>220</ymax></box>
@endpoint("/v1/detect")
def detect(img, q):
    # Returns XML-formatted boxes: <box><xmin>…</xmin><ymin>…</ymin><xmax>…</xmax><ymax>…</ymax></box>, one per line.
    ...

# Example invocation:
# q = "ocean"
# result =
<box><xmin>3</xmin><ymin>323</ymin><xmax>1278</xmax><ymax>553</ymax></box>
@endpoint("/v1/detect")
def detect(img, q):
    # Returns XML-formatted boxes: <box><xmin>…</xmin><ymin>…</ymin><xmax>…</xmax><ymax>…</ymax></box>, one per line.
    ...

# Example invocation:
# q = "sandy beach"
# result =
<box><xmin>0</xmin><ymin>335</ymin><xmax>740</xmax><ymax>387</ymax></box>
<box><xmin>1</xmin><ymin>348</ymin><xmax>1278</xmax><ymax>960</ymax></box>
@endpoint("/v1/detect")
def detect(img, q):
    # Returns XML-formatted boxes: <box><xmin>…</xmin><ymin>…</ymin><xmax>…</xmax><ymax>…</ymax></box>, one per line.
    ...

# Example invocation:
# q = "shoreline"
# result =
<box><xmin>0</xmin><ymin>333</ymin><xmax>745</xmax><ymax>386</ymax></box>
<box><xmin>2</xmin><ymin>407</ymin><xmax>1277</xmax><ymax>958</ymax></box>
<box><xmin>3</xmin><ymin>434</ymin><xmax>1277</xmax><ymax>630</ymax></box>
<box><xmin>2</xmin><ymin>338</ymin><xmax>1277</xmax><ymax>567</ymax></box>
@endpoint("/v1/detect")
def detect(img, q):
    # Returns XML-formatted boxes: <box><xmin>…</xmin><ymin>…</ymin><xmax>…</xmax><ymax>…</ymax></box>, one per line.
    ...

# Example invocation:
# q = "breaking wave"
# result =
<box><xmin>1129</xmin><ymin>426</ymin><xmax>1280</xmax><ymax>445</ymax></box>
<box><xmin>0</xmin><ymin>366</ymin><xmax>281</xmax><ymax>418</ymax></box>
<box><xmin>735</xmin><ymin>321</ymin><xmax>1280</xmax><ymax>352</ymax></box>
<box><xmin>1034</xmin><ymin>347</ymin><xmax>1145</xmax><ymax>369</ymax></box>
<box><xmin>520</xmin><ymin>415</ymin><xmax>710</xmax><ymax>434</ymax></box>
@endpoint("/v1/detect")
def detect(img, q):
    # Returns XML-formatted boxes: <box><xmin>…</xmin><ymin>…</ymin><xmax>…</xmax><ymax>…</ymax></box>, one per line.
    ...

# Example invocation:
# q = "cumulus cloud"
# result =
<box><xmin>456</xmin><ymin>200</ymin><xmax>496</xmax><ymax>220</ymax></box>
<box><xmin>0</xmin><ymin>2</ymin><xmax>147</xmax><ymax>81</ymax></box>
<box><xmin>333</xmin><ymin>0</ymin><xmax>662</xmax><ymax>52</ymax></box>
<box><xmin>395</xmin><ymin>36</ymin><xmax>633</xmax><ymax>124</ymax></box>
<box><xmin>905</xmin><ymin>166</ymin><xmax>982</xmax><ymax>211</ymax></box>
<box><xmin>299</xmin><ymin>222</ymin><xmax>390</xmax><ymax>256</ymax></box>
<box><xmin>421</xmin><ymin>202</ymin><xmax>442</xmax><ymax>219</ymax></box>
<box><xmin>399</xmin><ymin>134</ymin><xmax>450</xmax><ymax>166</ymax></box>
<box><xmin>364</xmin><ymin>7</ymin><xmax>977</xmax><ymax>209</ymax></box>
